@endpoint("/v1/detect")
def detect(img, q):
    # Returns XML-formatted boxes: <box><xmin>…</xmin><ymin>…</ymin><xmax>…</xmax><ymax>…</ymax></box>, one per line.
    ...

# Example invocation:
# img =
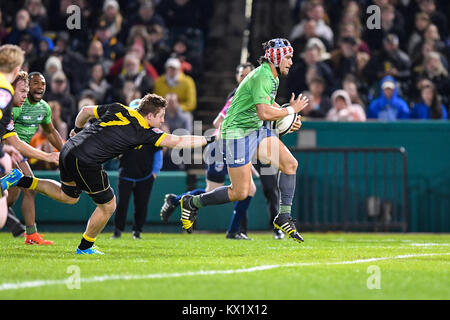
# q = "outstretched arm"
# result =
<box><xmin>157</xmin><ymin>133</ymin><xmax>213</xmax><ymax>149</ymax></box>
<box><xmin>5</xmin><ymin>133</ymin><xmax>59</xmax><ymax>164</ymax></box>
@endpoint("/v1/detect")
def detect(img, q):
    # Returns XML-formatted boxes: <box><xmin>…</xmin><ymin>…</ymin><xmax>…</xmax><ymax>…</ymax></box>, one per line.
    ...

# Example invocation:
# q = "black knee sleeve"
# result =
<box><xmin>61</xmin><ymin>183</ymin><xmax>82</xmax><ymax>199</ymax></box>
<box><xmin>89</xmin><ymin>187</ymin><xmax>114</xmax><ymax>204</ymax></box>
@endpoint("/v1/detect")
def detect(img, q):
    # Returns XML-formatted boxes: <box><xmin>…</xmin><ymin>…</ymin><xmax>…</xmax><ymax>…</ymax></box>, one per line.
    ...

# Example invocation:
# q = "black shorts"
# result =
<box><xmin>59</xmin><ymin>144</ymin><xmax>113</xmax><ymax>204</ymax></box>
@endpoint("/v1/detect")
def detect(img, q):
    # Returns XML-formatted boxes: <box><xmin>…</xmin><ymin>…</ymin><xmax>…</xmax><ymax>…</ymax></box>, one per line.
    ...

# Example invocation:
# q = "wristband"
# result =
<box><xmin>74</xmin><ymin>126</ymin><xmax>83</xmax><ymax>133</ymax></box>
<box><xmin>286</xmin><ymin>106</ymin><xmax>295</xmax><ymax>115</ymax></box>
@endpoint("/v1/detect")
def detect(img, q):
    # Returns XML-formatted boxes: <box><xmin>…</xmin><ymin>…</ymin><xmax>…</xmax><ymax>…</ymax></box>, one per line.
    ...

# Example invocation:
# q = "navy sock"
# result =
<box><xmin>227</xmin><ymin>196</ymin><xmax>252</xmax><ymax>233</ymax></box>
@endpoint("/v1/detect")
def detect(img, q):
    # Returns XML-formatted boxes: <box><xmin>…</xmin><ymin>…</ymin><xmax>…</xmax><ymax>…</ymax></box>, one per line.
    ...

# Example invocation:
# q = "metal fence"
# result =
<box><xmin>291</xmin><ymin>147</ymin><xmax>409</xmax><ymax>232</ymax></box>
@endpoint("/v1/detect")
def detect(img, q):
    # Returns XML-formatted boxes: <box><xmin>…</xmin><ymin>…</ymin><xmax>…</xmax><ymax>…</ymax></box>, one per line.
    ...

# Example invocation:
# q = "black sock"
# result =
<box><xmin>16</xmin><ymin>176</ymin><xmax>34</xmax><ymax>189</ymax></box>
<box><xmin>78</xmin><ymin>237</ymin><xmax>94</xmax><ymax>250</ymax></box>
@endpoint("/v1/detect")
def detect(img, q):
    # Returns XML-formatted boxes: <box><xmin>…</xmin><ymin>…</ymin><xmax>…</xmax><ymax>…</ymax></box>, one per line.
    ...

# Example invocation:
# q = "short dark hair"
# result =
<box><xmin>138</xmin><ymin>93</ymin><xmax>167</xmax><ymax>116</ymax></box>
<box><xmin>28</xmin><ymin>71</ymin><xmax>44</xmax><ymax>81</ymax></box>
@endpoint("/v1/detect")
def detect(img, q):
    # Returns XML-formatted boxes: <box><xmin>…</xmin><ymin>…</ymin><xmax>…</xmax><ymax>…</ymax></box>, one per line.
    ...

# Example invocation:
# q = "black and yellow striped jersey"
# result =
<box><xmin>0</xmin><ymin>72</ymin><xmax>14</xmax><ymax>139</ymax></box>
<box><xmin>66</xmin><ymin>103</ymin><xmax>167</xmax><ymax>165</ymax></box>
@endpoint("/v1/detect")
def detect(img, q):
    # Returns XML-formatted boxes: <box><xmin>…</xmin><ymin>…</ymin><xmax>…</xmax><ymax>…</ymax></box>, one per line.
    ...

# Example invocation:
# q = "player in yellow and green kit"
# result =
<box><xmin>5</xmin><ymin>72</ymin><xmax>64</xmax><ymax>244</ymax></box>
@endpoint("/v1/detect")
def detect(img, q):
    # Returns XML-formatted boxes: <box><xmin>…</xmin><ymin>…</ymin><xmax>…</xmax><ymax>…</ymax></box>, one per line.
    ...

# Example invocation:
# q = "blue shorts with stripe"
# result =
<box><xmin>222</xmin><ymin>126</ymin><xmax>274</xmax><ymax>168</ymax></box>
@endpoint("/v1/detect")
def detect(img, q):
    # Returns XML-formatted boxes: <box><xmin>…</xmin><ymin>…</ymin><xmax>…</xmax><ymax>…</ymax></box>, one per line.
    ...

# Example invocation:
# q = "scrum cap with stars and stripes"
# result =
<box><xmin>264</xmin><ymin>38</ymin><xmax>294</xmax><ymax>67</ymax></box>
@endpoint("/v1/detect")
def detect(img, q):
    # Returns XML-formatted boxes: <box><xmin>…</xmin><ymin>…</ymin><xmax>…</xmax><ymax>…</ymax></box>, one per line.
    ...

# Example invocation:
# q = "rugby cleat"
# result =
<box><xmin>160</xmin><ymin>193</ymin><xmax>178</xmax><ymax>223</ymax></box>
<box><xmin>1</xmin><ymin>169</ymin><xmax>23</xmax><ymax>191</ymax></box>
<box><xmin>180</xmin><ymin>195</ymin><xmax>198</xmax><ymax>233</ymax></box>
<box><xmin>273</xmin><ymin>229</ymin><xmax>285</xmax><ymax>240</ymax></box>
<box><xmin>25</xmin><ymin>233</ymin><xmax>54</xmax><ymax>245</ymax></box>
<box><xmin>76</xmin><ymin>246</ymin><xmax>104</xmax><ymax>255</ymax></box>
<box><xmin>273</xmin><ymin>214</ymin><xmax>304</xmax><ymax>243</ymax></box>
<box><xmin>226</xmin><ymin>232</ymin><xmax>252</xmax><ymax>240</ymax></box>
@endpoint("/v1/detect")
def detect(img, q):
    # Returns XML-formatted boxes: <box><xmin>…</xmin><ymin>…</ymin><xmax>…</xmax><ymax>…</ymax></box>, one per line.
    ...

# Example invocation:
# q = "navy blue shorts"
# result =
<box><xmin>222</xmin><ymin>127</ymin><xmax>274</xmax><ymax>168</ymax></box>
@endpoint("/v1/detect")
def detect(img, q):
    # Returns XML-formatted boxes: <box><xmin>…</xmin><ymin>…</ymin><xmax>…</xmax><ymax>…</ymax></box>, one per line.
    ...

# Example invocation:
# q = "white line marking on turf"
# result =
<box><xmin>1</xmin><ymin>253</ymin><xmax>449</xmax><ymax>291</ymax></box>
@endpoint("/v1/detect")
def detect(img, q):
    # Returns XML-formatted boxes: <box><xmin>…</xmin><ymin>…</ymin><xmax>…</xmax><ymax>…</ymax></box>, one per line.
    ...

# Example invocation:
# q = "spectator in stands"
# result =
<box><xmin>52</xmin><ymin>31</ymin><xmax>87</xmax><ymax>95</ymax></box>
<box><xmin>326</xmin><ymin>89</ymin><xmax>366</xmax><ymax>122</ymax></box>
<box><xmin>342</xmin><ymin>74</ymin><xmax>367</xmax><ymax>111</ymax></box>
<box><xmin>18</xmin><ymin>34</ymin><xmax>38</xmax><ymax>69</ymax></box>
<box><xmin>171</xmin><ymin>35</ymin><xmax>202</xmax><ymax>78</ymax></box>
<box><xmin>363</xmin><ymin>4</ymin><xmax>404</xmax><ymax>52</ymax></box>
<box><xmin>420</xmin><ymin>51</ymin><xmax>450</xmax><ymax>106</ymax></box>
<box><xmin>411</xmin><ymin>83</ymin><xmax>448</xmax><ymax>120</ymax></box>
<box><xmin>408</xmin><ymin>12</ymin><xmax>431</xmax><ymax>57</ymax></box>
<box><xmin>164</xmin><ymin>92</ymin><xmax>192</xmax><ymax>134</ymax></box>
<box><xmin>338</xmin><ymin>21</ymin><xmax>370</xmax><ymax>55</ymax></box>
<box><xmin>25</xmin><ymin>0</ymin><xmax>49</xmax><ymax>31</ymax></box>
<box><xmin>85</xmin><ymin>39</ymin><xmax>113</xmax><ymax>76</ymax></box>
<box><xmin>304</xmin><ymin>76</ymin><xmax>332</xmax><ymax>118</ymax></box>
<box><xmin>330</xmin><ymin>36</ymin><xmax>358</xmax><ymax>84</ymax></box>
<box><xmin>291</xmin><ymin>19</ymin><xmax>330</xmax><ymax>54</ymax></box>
<box><xmin>364</xmin><ymin>34</ymin><xmax>411</xmax><ymax>93</ymax></box>
<box><xmin>84</xmin><ymin>63</ymin><xmax>110</xmax><ymax>103</ymax></box>
<box><xmin>154</xmin><ymin>57</ymin><xmax>197</xmax><ymax>115</ymax></box>
<box><xmin>286</xmin><ymin>40</ymin><xmax>334</xmax><ymax>99</ymax></box>
<box><xmin>109</xmin><ymin>53</ymin><xmax>153</xmax><ymax>102</ymax></box>
<box><xmin>94</xmin><ymin>20</ymin><xmax>125</xmax><ymax>62</ymax></box>
<box><xmin>98</xmin><ymin>0</ymin><xmax>123</xmax><ymax>38</ymax></box>
<box><xmin>161</xmin><ymin>92</ymin><xmax>192</xmax><ymax>171</ymax></box>
<box><xmin>367</xmin><ymin>76</ymin><xmax>410</xmax><ymax>121</ymax></box>
<box><xmin>120</xmin><ymin>81</ymin><xmax>142</xmax><ymax>106</ymax></box>
<box><xmin>43</xmin><ymin>55</ymin><xmax>62</xmax><ymax>83</ymax></box>
<box><xmin>417</xmin><ymin>0</ymin><xmax>448</xmax><ymax>40</ymax></box>
<box><xmin>148</xmin><ymin>24</ymin><xmax>171</xmax><ymax>74</ymax></box>
<box><xmin>48</xmin><ymin>100</ymin><xmax>68</xmax><ymax>140</ymax></box>
<box><xmin>45</xmin><ymin>71</ymin><xmax>77</xmax><ymax>127</ymax></box>
<box><xmin>121</xmin><ymin>0</ymin><xmax>166</xmax><ymax>42</ymax></box>
<box><xmin>29</xmin><ymin>36</ymin><xmax>53</xmax><ymax>72</ymax></box>
<box><xmin>108</xmin><ymin>38</ymin><xmax>159</xmax><ymax>83</ymax></box>
<box><xmin>290</xmin><ymin>1</ymin><xmax>334</xmax><ymax>48</ymax></box>
<box><xmin>7</xmin><ymin>9</ymin><xmax>42</xmax><ymax>48</ymax></box>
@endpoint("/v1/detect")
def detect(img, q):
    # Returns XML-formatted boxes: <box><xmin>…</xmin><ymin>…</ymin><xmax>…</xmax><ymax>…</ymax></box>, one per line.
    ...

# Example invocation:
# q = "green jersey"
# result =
<box><xmin>12</xmin><ymin>98</ymin><xmax>52</xmax><ymax>144</ymax></box>
<box><xmin>221</xmin><ymin>62</ymin><xmax>279</xmax><ymax>139</ymax></box>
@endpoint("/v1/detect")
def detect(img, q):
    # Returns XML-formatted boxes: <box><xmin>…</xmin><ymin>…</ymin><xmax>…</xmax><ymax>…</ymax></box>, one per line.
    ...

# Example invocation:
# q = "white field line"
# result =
<box><xmin>0</xmin><ymin>253</ymin><xmax>449</xmax><ymax>291</ymax></box>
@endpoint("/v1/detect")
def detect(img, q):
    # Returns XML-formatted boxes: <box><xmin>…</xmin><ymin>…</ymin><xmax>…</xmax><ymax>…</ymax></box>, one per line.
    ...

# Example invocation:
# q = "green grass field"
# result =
<box><xmin>0</xmin><ymin>232</ymin><xmax>449</xmax><ymax>300</ymax></box>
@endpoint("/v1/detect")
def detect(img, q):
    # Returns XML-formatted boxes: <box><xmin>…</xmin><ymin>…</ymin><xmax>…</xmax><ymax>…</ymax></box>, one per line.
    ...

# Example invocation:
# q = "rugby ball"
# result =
<box><xmin>269</xmin><ymin>103</ymin><xmax>297</xmax><ymax>136</ymax></box>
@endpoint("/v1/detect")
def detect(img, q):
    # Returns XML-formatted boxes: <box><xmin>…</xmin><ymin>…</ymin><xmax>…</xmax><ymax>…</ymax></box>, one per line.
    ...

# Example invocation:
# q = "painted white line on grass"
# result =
<box><xmin>1</xmin><ymin>253</ymin><xmax>449</xmax><ymax>291</ymax></box>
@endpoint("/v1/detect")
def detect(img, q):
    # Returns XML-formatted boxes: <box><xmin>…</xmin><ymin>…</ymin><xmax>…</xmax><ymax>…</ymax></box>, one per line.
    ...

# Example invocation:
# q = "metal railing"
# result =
<box><xmin>291</xmin><ymin>147</ymin><xmax>409</xmax><ymax>232</ymax></box>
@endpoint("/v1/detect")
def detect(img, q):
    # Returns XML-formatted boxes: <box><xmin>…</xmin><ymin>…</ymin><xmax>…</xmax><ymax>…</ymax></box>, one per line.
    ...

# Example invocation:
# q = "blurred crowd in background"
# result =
<box><xmin>0</xmin><ymin>0</ymin><xmax>449</xmax><ymax>171</ymax></box>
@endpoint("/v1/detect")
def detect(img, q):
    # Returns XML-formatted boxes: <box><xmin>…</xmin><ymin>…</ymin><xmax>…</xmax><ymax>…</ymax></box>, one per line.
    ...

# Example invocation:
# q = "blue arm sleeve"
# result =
<box><xmin>152</xmin><ymin>149</ymin><xmax>163</xmax><ymax>176</ymax></box>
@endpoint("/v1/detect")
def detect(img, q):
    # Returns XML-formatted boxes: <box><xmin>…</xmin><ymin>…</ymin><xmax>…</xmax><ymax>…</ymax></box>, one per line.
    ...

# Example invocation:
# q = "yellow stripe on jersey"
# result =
<box><xmin>154</xmin><ymin>132</ymin><xmax>167</xmax><ymax>147</ymax></box>
<box><xmin>124</xmin><ymin>106</ymin><xmax>150</xmax><ymax>129</ymax></box>
<box><xmin>99</xmin><ymin>112</ymin><xmax>130</xmax><ymax>127</ymax></box>
<box><xmin>0</xmin><ymin>73</ymin><xmax>14</xmax><ymax>95</ymax></box>
<box><xmin>93</xmin><ymin>105</ymin><xmax>99</xmax><ymax>119</ymax></box>
<box><xmin>2</xmin><ymin>132</ymin><xmax>17</xmax><ymax>139</ymax></box>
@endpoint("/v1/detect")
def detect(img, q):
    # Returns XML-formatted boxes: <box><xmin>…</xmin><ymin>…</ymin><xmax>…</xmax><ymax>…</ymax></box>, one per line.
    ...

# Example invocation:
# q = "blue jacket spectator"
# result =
<box><xmin>368</xmin><ymin>76</ymin><xmax>410</xmax><ymax>121</ymax></box>
<box><xmin>7</xmin><ymin>9</ymin><xmax>42</xmax><ymax>48</ymax></box>
<box><xmin>411</xmin><ymin>84</ymin><xmax>448</xmax><ymax>119</ymax></box>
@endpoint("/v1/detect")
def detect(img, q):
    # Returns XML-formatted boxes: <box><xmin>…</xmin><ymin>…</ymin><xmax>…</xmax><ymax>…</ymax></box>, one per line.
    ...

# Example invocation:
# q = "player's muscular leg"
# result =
<box><xmin>34</xmin><ymin>179</ymin><xmax>80</xmax><ymax>205</ymax></box>
<box><xmin>17</xmin><ymin>161</ymin><xmax>37</xmax><ymax>226</ymax></box>
<box><xmin>257</xmin><ymin>136</ymin><xmax>298</xmax><ymax>174</ymax></box>
<box><xmin>205</xmin><ymin>180</ymin><xmax>224</xmax><ymax>193</ymax></box>
<box><xmin>84</xmin><ymin>196</ymin><xmax>116</xmax><ymax>239</ymax></box>
<box><xmin>227</xmin><ymin>162</ymin><xmax>252</xmax><ymax>201</ymax></box>
<box><xmin>6</xmin><ymin>186</ymin><xmax>21</xmax><ymax>206</ymax></box>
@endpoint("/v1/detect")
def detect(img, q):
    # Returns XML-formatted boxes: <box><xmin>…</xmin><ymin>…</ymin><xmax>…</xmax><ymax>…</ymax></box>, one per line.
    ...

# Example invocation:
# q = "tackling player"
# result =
<box><xmin>178</xmin><ymin>38</ymin><xmax>309</xmax><ymax>243</ymax></box>
<box><xmin>1</xmin><ymin>93</ymin><xmax>215</xmax><ymax>254</ymax></box>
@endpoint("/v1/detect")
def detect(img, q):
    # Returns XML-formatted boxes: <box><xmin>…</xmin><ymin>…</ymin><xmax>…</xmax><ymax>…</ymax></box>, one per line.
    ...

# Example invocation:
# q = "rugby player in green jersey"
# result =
<box><xmin>2</xmin><ymin>71</ymin><xmax>59</xmax><ymax>241</ymax></box>
<box><xmin>5</xmin><ymin>72</ymin><xmax>63</xmax><ymax>244</ymax></box>
<box><xmin>178</xmin><ymin>38</ymin><xmax>309</xmax><ymax>243</ymax></box>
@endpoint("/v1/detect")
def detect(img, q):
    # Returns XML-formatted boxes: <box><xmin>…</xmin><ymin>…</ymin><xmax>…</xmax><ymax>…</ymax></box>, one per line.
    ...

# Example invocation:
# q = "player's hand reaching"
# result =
<box><xmin>289</xmin><ymin>93</ymin><xmax>309</xmax><ymax>114</ymax></box>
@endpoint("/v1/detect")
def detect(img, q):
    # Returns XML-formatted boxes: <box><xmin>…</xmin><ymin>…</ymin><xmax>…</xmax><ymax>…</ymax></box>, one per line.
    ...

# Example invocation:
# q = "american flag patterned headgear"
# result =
<box><xmin>264</xmin><ymin>38</ymin><xmax>294</xmax><ymax>67</ymax></box>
